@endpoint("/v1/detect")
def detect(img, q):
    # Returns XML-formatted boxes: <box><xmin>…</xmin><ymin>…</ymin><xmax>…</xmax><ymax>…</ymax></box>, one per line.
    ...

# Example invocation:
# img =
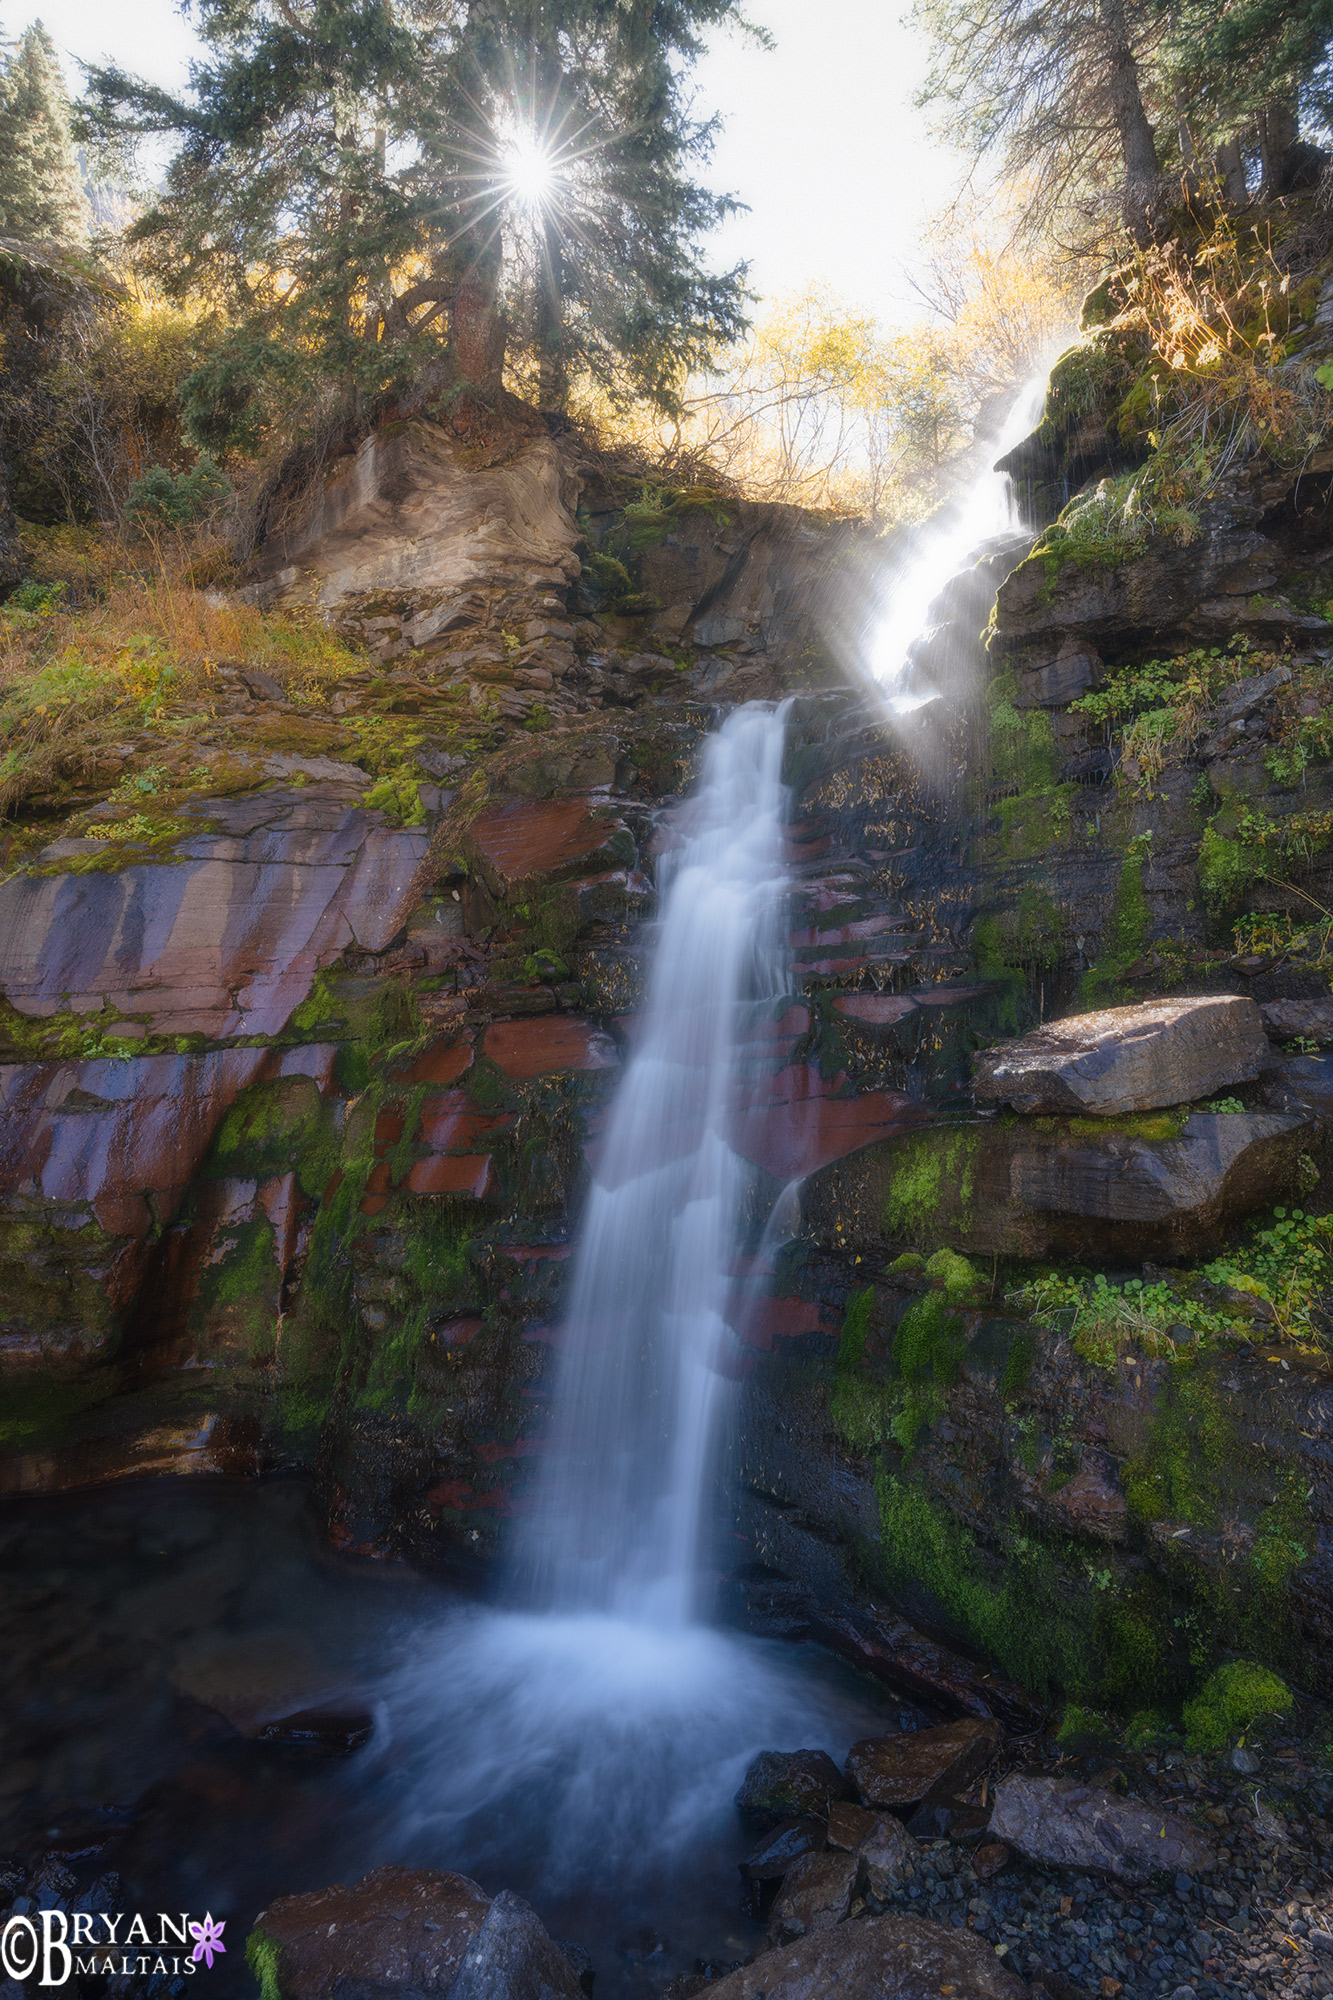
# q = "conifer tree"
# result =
<box><xmin>0</xmin><ymin>22</ymin><xmax>90</xmax><ymax>245</ymax></box>
<box><xmin>83</xmin><ymin>0</ymin><xmax>753</xmax><ymax>450</ymax></box>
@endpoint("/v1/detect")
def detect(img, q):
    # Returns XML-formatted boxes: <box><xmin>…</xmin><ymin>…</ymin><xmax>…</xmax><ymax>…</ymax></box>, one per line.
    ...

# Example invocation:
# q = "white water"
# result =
<box><xmin>867</xmin><ymin>370</ymin><xmax>1053</xmax><ymax>707</ymax></box>
<box><xmin>517</xmin><ymin>701</ymin><xmax>794</xmax><ymax>1626</ymax></box>
<box><xmin>378</xmin><ymin>376</ymin><xmax>1067</xmax><ymax>1904</ymax></box>
<box><xmin>376</xmin><ymin>701</ymin><xmax>876</xmax><ymax>1890</ymax></box>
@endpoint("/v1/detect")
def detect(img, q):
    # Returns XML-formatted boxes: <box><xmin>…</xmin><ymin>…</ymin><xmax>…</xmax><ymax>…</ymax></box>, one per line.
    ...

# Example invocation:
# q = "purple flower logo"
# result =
<box><xmin>189</xmin><ymin>1917</ymin><xmax>227</xmax><ymax>1969</ymax></box>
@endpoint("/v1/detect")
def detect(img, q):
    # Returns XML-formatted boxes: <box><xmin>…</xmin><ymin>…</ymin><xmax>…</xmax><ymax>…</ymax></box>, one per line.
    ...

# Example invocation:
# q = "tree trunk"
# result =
<box><xmin>1214</xmin><ymin>135</ymin><xmax>1249</xmax><ymax>205</ymax></box>
<box><xmin>536</xmin><ymin>210</ymin><xmax>566</xmax><ymax>412</ymax></box>
<box><xmin>1258</xmin><ymin>95</ymin><xmax>1299</xmax><ymax>198</ymax></box>
<box><xmin>1101</xmin><ymin>0</ymin><xmax>1159</xmax><ymax>245</ymax></box>
<box><xmin>450</xmin><ymin>232</ymin><xmax>506</xmax><ymax>394</ymax></box>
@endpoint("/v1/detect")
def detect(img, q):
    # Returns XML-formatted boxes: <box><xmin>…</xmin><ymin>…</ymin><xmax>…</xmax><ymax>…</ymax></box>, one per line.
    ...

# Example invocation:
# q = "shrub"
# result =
<box><xmin>126</xmin><ymin>456</ymin><xmax>230</xmax><ymax>532</ymax></box>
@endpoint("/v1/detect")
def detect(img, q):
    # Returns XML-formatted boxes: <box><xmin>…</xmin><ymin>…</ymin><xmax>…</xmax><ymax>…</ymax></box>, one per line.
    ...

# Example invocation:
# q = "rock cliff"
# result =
<box><xmin>5</xmin><ymin>195</ymin><xmax>1333</xmax><ymax>1725</ymax></box>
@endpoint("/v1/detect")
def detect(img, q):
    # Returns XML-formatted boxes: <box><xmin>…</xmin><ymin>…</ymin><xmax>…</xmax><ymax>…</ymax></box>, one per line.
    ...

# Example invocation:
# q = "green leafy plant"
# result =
<box><xmin>125</xmin><ymin>455</ymin><xmax>230</xmax><ymax>531</ymax></box>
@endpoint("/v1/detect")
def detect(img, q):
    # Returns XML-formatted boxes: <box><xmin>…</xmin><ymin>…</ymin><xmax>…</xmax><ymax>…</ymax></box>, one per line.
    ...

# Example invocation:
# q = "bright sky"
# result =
<box><xmin>22</xmin><ymin>0</ymin><xmax>971</xmax><ymax>321</ymax></box>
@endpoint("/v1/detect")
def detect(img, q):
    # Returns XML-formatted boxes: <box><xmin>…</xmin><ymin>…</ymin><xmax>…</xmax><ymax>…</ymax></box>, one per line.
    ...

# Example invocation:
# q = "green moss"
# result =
<box><xmin>1057</xmin><ymin>1704</ymin><xmax>1115</xmax><ymax>1752</ymax></box>
<box><xmin>837</xmin><ymin>1286</ymin><xmax>875</xmax><ymax>1369</ymax></box>
<box><xmin>875</xmin><ymin>1472</ymin><xmax>1094</xmax><ymax>1698</ymax></box>
<box><xmin>1080</xmin><ymin>834</ymin><xmax>1152</xmax><ymax>1004</ymax></box>
<box><xmin>210</xmin><ymin>1077</ymin><xmax>340</xmax><ymax>1200</ymax></box>
<box><xmin>1182</xmin><ymin>1660</ymin><xmax>1293</xmax><ymax>1751</ymax></box>
<box><xmin>884</xmin><ymin>1128</ymin><xmax>980</xmax><ymax>1245</ymax></box>
<box><xmin>924</xmin><ymin>1247</ymin><xmax>982</xmax><ymax>1303</ymax></box>
<box><xmin>1198</xmin><ymin>823</ymin><xmax>1256</xmax><ymax>917</ymax></box>
<box><xmin>0</xmin><ymin>1373</ymin><xmax>110</xmax><ymax>1452</ymax></box>
<box><xmin>1123</xmin><ymin>1360</ymin><xmax>1237</xmax><ymax>1528</ymax></box>
<box><xmin>1000</xmin><ymin>1327</ymin><xmax>1037</xmax><ymax>1402</ymax></box>
<box><xmin>246</xmin><ymin>1930</ymin><xmax>284</xmax><ymax>2000</ymax></box>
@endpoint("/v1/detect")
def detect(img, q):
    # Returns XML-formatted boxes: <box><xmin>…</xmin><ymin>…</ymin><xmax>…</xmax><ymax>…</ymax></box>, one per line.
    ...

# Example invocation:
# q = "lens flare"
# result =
<box><xmin>504</xmin><ymin>136</ymin><xmax>555</xmax><ymax>209</ymax></box>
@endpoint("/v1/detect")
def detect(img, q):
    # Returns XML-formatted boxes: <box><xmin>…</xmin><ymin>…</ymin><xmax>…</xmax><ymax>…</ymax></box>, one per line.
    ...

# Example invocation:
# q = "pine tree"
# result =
<box><xmin>0</xmin><ymin>22</ymin><xmax>90</xmax><ymax>245</ymax></box>
<box><xmin>912</xmin><ymin>0</ymin><xmax>1164</xmax><ymax>247</ymax></box>
<box><xmin>82</xmin><ymin>0</ymin><xmax>753</xmax><ymax>450</ymax></box>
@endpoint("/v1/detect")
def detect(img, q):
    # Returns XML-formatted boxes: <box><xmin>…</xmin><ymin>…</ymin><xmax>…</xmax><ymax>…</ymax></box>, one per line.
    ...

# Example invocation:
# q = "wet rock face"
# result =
<box><xmin>974</xmin><ymin>998</ymin><xmax>1269</xmax><ymax>1116</ymax></box>
<box><xmin>989</xmin><ymin>1774</ymin><xmax>1214</xmax><ymax>1885</ymax></box>
<box><xmin>446</xmin><ymin>1889</ymin><xmax>584</xmax><ymax>2000</ymax></box>
<box><xmin>700</xmin><ymin>1913</ymin><xmax>1028</xmax><ymax>2000</ymax></box>
<box><xmin>250</xmin><ymin>1865</ymin><xmax>492</xmax><ymax>2000</ymax></box>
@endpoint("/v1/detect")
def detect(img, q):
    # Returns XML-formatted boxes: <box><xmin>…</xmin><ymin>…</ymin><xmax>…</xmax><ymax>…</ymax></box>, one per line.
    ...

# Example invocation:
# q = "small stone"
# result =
<box><xmin>1225</xmin><ymin>1747</ymin><xmax>1262</xmax><ymax>1777</ymax></box>
<box><xmin>973</xmin><ymin>1844</ymin><xmax>1011</xmax><ymax>1882</ymax></box>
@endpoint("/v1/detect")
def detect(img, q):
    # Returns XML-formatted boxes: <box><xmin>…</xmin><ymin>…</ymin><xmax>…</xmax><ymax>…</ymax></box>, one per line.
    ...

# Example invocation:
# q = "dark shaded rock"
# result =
<box><xmin>767</xmin><ymin>1850</ymin><xmax>859</xmax><ymax>1945</ymax></box>
<box><xmin>988</xmin><ymin>1773</ymin><xmax>1213</xmax><ymax>1884</ymax></box>
<box><xmin>857</xmin><ymin>1814</ymin><xmax>921</xmax><ymax>1897</ymax></box>
<box><xmin>1261</xmin><ymin>1001</ymin><xmax>1333</xmax><ymax>1047</ymax></box>
<box><xmin>249</xmin><ymin>1865</ymin><xmax>490</xmax><ymax>2000</ymax></box>
<box><xmin>973</xmin><ymin>997</ymin><xmax>1267</xmax><ymax>1116</ymax></box>
<box><xmin>445</xmin><ymin>1890</ymin><xmax>583</xmax><ymax>2000</ymax></box>
<box><xmin>739</xmin><ymin>1818</ymin><xmax>827</xmax><ymax>1918</ymax></box>
<box><xmin>254</xmin><ymin>1707</ymin><xmax>374</xmax><ymax>1754</ymax></box>
<box><xmin>972</xmin><ymin>1842</ymin><xmax>1011</xmax><ymax>1880</ymax></box>
<box><xmin>825</xmin><ymin>1800</ymin><xmax>879</xmax><ymax>1851</ymax></box>
<box><xmin>812</xmin><ymin>1610</ymin><xmax>1045</xmax><ymax>1730</ymax></box>
<box><xmin>904</xmin><ymin>1797</ymin><xmax>992</xmax><ymax>1841</ymax></box>
<box><xmin>845</xmin><ymin>1718</ymin><xmax>1001</xmax><ymax>1810</ymax></box>
<box><xmin>735</xmin><ymin>1748</ymin><xmax>852</xmax><ymax>1819</ymax></box>
<box><xmin>699</xmin><ymin>1914</ymin><xmax>1028</xmax><ymax>2000</ymax></box>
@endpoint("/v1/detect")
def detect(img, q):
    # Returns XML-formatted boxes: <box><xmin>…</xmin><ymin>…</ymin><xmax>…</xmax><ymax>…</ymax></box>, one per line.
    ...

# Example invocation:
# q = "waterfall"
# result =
<box><xmin>868</xmin><ymin>370</ymin><xmax>1053</xmax><ymax>706</ymax></box>
<box><xmin>517</xmin><ymin>702</ymin><xmax>793</xmax><ymax>1626</ymax></box>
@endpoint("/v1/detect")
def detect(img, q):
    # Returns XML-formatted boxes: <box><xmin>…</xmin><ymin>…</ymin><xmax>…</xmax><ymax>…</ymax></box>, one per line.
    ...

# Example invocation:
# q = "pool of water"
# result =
<box><xmin>0</xmin><ymin>1477</ymin><xmax>907</xmax><ymax>1998</ymax></box>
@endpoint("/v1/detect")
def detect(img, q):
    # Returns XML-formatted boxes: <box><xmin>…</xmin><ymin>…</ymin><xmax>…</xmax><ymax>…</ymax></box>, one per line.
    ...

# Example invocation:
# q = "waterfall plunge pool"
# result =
<box><xmin>0</xmin><ymin>1475</ymin><xmax>911</xmax><ymax>1999</ymax></box>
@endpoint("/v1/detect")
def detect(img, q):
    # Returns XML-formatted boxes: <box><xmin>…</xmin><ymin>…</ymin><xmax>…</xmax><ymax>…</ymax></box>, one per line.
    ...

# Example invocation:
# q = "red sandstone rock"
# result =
<box><xmin>834</xmin><ymin>994</ymin><xmax>919</xmax><ymax>1027</ymax></box>
<box><xmin>0</xmin><ymin>791</ymin><xmax>429</xmax><ymax>1039</ymax></box>
<box><xmin>732</xmin><ymin>1066</ymin><xmax>930</xmax><ymax>1180</ymax></box>
<box><xmin>393</xmin><ymin>1034</ymin><xmax>475</xmax><ymax>1085</ymax></box>
<box><xmin>483</xmin><ymin>1016</ymin><xmax>619</xmax><ymax>1079</ymax></box>
<box><xmin>404</xmin><ymin>1155</ymin><xmax>497</xmax><ymax>1198</ymax></box>
<box><xmin>466</xmin><ymin>795</ymin><xmax>631</xmax><ymax>893</ymax></box>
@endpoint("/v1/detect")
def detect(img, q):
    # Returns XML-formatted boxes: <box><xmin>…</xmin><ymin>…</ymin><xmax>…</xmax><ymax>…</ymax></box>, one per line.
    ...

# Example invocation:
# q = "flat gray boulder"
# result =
<box><xmin>974</xmin><ymin>997</ymin><xmax>1268</xmax><ymax>1115</ymax></box>
<box><xmin>989</xmin><ymin>1774</ymin><xmax>1213</xmax><ymax>1885</ymax></box>
<box><xmin>700</xmin><ymin>1915</ymin><xmax>1027</xmax><ymax>2000</ymax></box>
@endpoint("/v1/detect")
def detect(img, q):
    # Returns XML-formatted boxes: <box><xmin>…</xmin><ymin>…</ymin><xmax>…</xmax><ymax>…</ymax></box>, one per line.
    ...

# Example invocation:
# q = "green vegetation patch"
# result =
<box><xmin>1182</xmin><ymin>1660</ymin><xmax>1293</xmax><ymax>1752</ymax></box>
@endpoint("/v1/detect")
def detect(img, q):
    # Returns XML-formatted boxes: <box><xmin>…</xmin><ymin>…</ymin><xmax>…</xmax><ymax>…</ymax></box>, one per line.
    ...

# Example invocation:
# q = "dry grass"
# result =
<box><xmin>0</xmin><ymin>548</ymin><xmax>367</xmax><ymax>819</ymax></box>
<box><xmin>1106</xmin><ymin>212</ymin><xmax>1333</xmax><ymax>524</ymax></box>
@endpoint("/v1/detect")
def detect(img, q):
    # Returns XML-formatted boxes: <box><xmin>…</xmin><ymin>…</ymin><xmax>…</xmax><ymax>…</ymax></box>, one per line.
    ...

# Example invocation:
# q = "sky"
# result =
<box><xmin>19</xmin><ymin>0</ymin><xmax>972</xmax><ymax>322</ymax></box>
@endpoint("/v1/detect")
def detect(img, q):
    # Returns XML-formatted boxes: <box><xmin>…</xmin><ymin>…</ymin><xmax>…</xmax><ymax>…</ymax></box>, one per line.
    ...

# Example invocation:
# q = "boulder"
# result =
<box><xmin>857</xmin><ymin>1814</ymin><xmax>922</xmax><ymax>1898</ymax></box>
<box><xmin>248</xmin><ymin>1866</ymin><xmax>490</xmax><ymax>2000</ymax></box>
<box><xmin>698</xmin><ymin>1915</ymin><xmax>1028</xmax><ymax>2000</ymax></box>
<box><xmin>445</xmin><ymin>1890</ymin><xmax>583</xmax><ymax>2000</ymax></box>
<box><xmin>767</xmin><ymin>1850</ymin><xmax>860</xmax><ymax>1945</ymax></box>
<box><xmin>739</xmin><ymin>1819</ymin><xmax>827</xmax><ymax>1918</ymax></box>
<box><xmin>988</xmin><ymin>1774</ymin><xmax>1213</xmax><ymax>1885</ymax></box>
<box><xmin>973</xmin><ymin>997</ymin><xmax>1268</xmax><ymax>1116</ymax></box>
<box><xmin>845</xmin><ymin>1718</ymin><xmax>1001</xmax><ymax>1810</ymax></box>
<box><xmin>825</xmin><ymin>1800</ymin><xmax>880</xmax><ymax>1851</ymax></box>
<box><xmin>735</xmin><ymin>1748</ymin><xmax>852</xmax><ymax>1819</ymax></box>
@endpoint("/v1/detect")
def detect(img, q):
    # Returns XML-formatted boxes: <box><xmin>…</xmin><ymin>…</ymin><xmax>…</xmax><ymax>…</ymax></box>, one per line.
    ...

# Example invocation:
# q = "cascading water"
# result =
<box><xmin>373</xmin><ymin>705</ymin><xmax>885</xmax><ymax>1910</ymax></box>
<box><xmin>517</xmin><ymin>702</ymin><xmax>793</xmax><ymax>1627</ymax></box>
<box><xmin>868</xmin><ymin>369</ymin><xmax>1055</xmax><ymax>704</ymax></box>
<box><xmin>370</xmin><ymin>367</ymin><xmax>1067</xmax><ymax>1975</ymax></box>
